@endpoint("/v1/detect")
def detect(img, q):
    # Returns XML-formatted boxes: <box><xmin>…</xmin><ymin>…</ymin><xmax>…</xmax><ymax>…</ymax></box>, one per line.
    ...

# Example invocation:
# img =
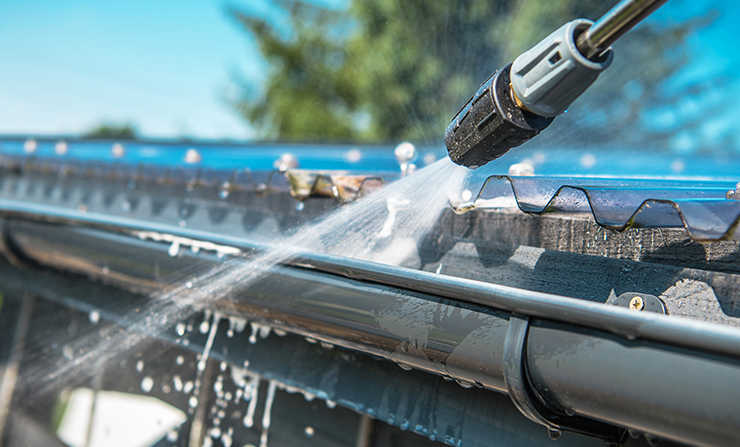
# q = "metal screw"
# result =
<box><xmin>629</xmin><ymin>296</ymin><xmax>644</xmax><ymax>311</ymax></box>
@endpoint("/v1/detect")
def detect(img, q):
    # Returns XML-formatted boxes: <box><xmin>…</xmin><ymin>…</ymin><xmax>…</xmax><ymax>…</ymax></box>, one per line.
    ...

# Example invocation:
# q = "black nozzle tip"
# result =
<box><xmin>445</xmin><ymin>64</ymin><xmax>554</xmax><ymax>169</ymax></box>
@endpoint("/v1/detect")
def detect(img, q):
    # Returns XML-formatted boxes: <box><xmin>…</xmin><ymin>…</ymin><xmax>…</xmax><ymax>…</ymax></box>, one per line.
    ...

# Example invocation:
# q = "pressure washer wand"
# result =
<box><xmin>445</xmin><ymin>0</ymin><xmax>669</xmax><ymax>169</ymax></box>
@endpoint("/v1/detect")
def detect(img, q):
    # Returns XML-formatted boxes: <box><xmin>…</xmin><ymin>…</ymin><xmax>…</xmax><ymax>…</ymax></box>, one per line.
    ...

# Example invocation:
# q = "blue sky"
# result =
<box><xmin>0</xmin><ymin>0</ymin><xmax>738</xmax><ymax>142</ymax></box>
<box><xmin>0</xmin><ymin>0</ymin><xmax>275</xmax><ymax>139</ymax></box>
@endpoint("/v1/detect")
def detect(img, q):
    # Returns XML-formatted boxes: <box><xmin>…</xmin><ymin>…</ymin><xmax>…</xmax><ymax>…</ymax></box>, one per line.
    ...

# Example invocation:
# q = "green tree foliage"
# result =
<box><xmin>231</xmin><ymin>0</ymin><xmax>707</xmax><ymax>148</ymax></box>
<box><xmin>82</xmin><ymin>122</ymin><xmax>139</xmax><ymax>140</ymax></box>
<box><xmin>231</xmin><ymin>2</ymin><xmax>359</xmax><ymax>141</ymax></box>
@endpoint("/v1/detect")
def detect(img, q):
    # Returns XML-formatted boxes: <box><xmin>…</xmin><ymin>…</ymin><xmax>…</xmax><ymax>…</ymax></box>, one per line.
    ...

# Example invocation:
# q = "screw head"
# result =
<box><xmin>629</xmin><ymin>296</ymin><xmax>645</xmax><ymax>311</ymax></box>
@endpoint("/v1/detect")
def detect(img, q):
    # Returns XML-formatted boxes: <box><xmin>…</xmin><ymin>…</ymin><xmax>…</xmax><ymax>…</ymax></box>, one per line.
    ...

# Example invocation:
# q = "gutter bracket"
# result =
<box><xmin>503</xmin><ymin>314</ymin><xmax>627</xmax><ymax>443</ymax></box>
<box><xmin>612</xmin><ymin>292</ymin><xmax>666</xmax><ymax>314</ymax></box>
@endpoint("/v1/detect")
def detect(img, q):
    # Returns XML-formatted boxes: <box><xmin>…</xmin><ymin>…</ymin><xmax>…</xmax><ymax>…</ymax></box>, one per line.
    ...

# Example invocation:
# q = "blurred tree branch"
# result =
<box><xmin>229</xmin><ymin>0</ymin><xmax>718</xmax><ymax>150</ymax></box>
<box><xmin>82</xmin><ymin>122</ymin><xmax>138</xmax><ymax>140</ymax></box>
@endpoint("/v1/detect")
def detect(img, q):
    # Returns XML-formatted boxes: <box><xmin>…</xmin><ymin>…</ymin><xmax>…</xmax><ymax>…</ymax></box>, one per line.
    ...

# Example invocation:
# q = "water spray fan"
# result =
<box><xmin>445</xmin><ymin>0</ymin><xmax>669</xmax><ymax>169</ymax></box>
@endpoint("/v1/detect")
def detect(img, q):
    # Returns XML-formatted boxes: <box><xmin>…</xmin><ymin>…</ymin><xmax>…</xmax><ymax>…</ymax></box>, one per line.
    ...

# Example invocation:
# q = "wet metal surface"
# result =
<box><xmin>457</xmin><ymin>176</ymin><xmax>740</xmax><ymax>241</ymax></box>
<box><xmin>1</xmin><ymin>147</ymin><xmax>740</xmax><ymax>241</ymax></box>
<box><xmin>4</xmin><ymin>219</ymin><xmax>740</xmax><ymax>446</ymax></box>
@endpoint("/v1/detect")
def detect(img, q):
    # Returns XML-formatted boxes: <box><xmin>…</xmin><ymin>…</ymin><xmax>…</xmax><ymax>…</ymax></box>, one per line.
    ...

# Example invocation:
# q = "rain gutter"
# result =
<box><xmin>0</xmin><ymin>200</ymin><xmax>738</xmax><ymax>446</ymax></box>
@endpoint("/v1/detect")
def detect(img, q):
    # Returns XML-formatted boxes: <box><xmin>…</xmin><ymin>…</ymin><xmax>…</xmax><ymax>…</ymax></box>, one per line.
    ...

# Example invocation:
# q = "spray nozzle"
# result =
<box><xmin>445</xmin><ymin>0</ymin><xmax>668</xmax><ymax>169</ymax></box>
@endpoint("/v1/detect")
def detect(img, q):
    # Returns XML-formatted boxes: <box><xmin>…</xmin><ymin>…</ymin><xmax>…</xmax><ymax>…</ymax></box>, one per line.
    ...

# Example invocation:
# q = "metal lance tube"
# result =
<box><xmin>577</xmin><ymin>0</ymin><xmax>670</xmax><ymax>60</ymax></box>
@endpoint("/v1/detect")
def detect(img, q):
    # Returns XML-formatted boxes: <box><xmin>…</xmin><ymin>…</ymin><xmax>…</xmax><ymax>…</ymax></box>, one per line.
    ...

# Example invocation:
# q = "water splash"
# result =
<box><xmin>12</xmin><ymin>158</ymin><xmax>469</xmax><ymax>421</ymax></box>
<box><xmin>243</xmin><ymin>375</ymin><xmax>261</xmax><ymax>428</ymax></box>
<box><xmin>259</xmin><ymin>381</ymin><xmax>278</xmax><ymax>447</ymax></box>
<box><xmin>158</xmin><ymin>158</ymin><xmax>469</xmax><ymax>306</ymax></box>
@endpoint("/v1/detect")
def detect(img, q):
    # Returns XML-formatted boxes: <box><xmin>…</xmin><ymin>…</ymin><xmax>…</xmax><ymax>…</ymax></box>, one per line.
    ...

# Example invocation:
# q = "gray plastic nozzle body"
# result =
<box><xmin>511</xmin><ymin>19</ymin><xmax>614</xmax><ymax>118</ymax></box>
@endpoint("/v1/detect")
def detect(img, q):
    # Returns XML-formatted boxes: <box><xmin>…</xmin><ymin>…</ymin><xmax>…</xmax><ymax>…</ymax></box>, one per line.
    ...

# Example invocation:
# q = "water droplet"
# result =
<box><xmin>325</xmin><ymin>400</ymin><xmax>337</xmax><ymax>409</ymax></box>
<box><xmin>455</xmin><ymin>379</ymin><xmax>474</xmax><ymax>389</ymax></box>
<box><xmin>168</xmin><ymin>241</ymin><xmax>180</xmax><ymax>257</ymax></box>
<box><xmin>162</xmin><ymin>384</ymin><xmax>171</xmax><ymax>393</ymax></box>
<box><xmin>200</xmin><ymin>320</ymin><xmax>210</xmax><ymax>334</ymax></box>
<box><xmin>89</xmin><ymin>311</ymin><xmax>100</xmax><ymax>324</ymax></box>
<box><xmin>188</xmin><ymin>396</ymin><xmax>198</xmax><ymax>408</ymax></box>
<box><xmin>176</xmin><ymin>323</ymin><xmax>186</xmax><ymax>337</ymax></box>
<box><xmin>63</xmin><ymin>345</ymin><xmax>74</xmax><ymax>360</ymax></box>
<box><xmin>111</xmin><ymin>143</ymin><xmax>125</xmax><ymax>158</ymax></box>
<box><xmin>295</xmin><ymin>201</ymin><xmax>305</xmax><ymax>211</ymax></box>
<box><xmin>166</xmin><ymin>430</ymin><xmax>178</xmax><ymax>442</ymax></box>
<box><xmin>221</xmin><ymin>429</ymin><xmax>234</xmax><ymax>447</ymax></box>
<box><xmin>219</xmin><ymin>189</ymin><xmax>230</xmax><ymax>199</ymax></box>
<box><xmin>185</xmin><ymin>148</ymin><xmax>202</xmax><ymax>164</ymax></box>
<box><xmin>304</xmin><ymin>426</ymin><xmax>314</xmax><ymax>438</ymax></box>
<box><xmin>184</xmin><ymin>381</ymin><xmax>194</xmax><ymax>394</ymax></box>
<box><xmin>345</xmin><ymin>148</ymin><xmax>362</xmax><ymax>163</ymax></box>
<box><xmin>136</xmin><ymin>360</ymin><xmax>144</xmax><ymax>372</ymax></box>
<box><xmin>548</xmin><ymin>429</ymin><xmax>561</xmax><ymax>440</ymax></box>
<box><xmin>398</xmin><ymin>363</ymin><xmax>413</xmax><ymax>371</ymax></box>
<box><xmin>141</xmin><ymin>376</ymin><xmax>154</xmax><ymax>393</ymax></box>
<box><xmin>55</xmin><ymin>141</ymin><xmax>68</xmax><ymax>155</ymax></box>
<box><xmin>186</xmin><ymin>281</ymin><xmax>193</xmax><ymax>289</ymax></box>
<box><xmin>320</xmin><ymin>341</ymin><xmax>334</xmax><ymax>350</ymax></box>
<box><xmin>24</xmin><ymin>139</ymin><xmax>37</xmax><ymax>153</ymax></box>
<box><xmin>174</xmin><ymin>375</ymin><xmax>183</xmax><ymax>392</ymax></box>
<box><xmin>400</xmin><ymin>420</ymin><xmax>409</xmax><ymax>431</ymax></box>
<box><xmin>259</xmin><ymin>325</ymin><xmax>271</xmax><ymax>339</ymax></box>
